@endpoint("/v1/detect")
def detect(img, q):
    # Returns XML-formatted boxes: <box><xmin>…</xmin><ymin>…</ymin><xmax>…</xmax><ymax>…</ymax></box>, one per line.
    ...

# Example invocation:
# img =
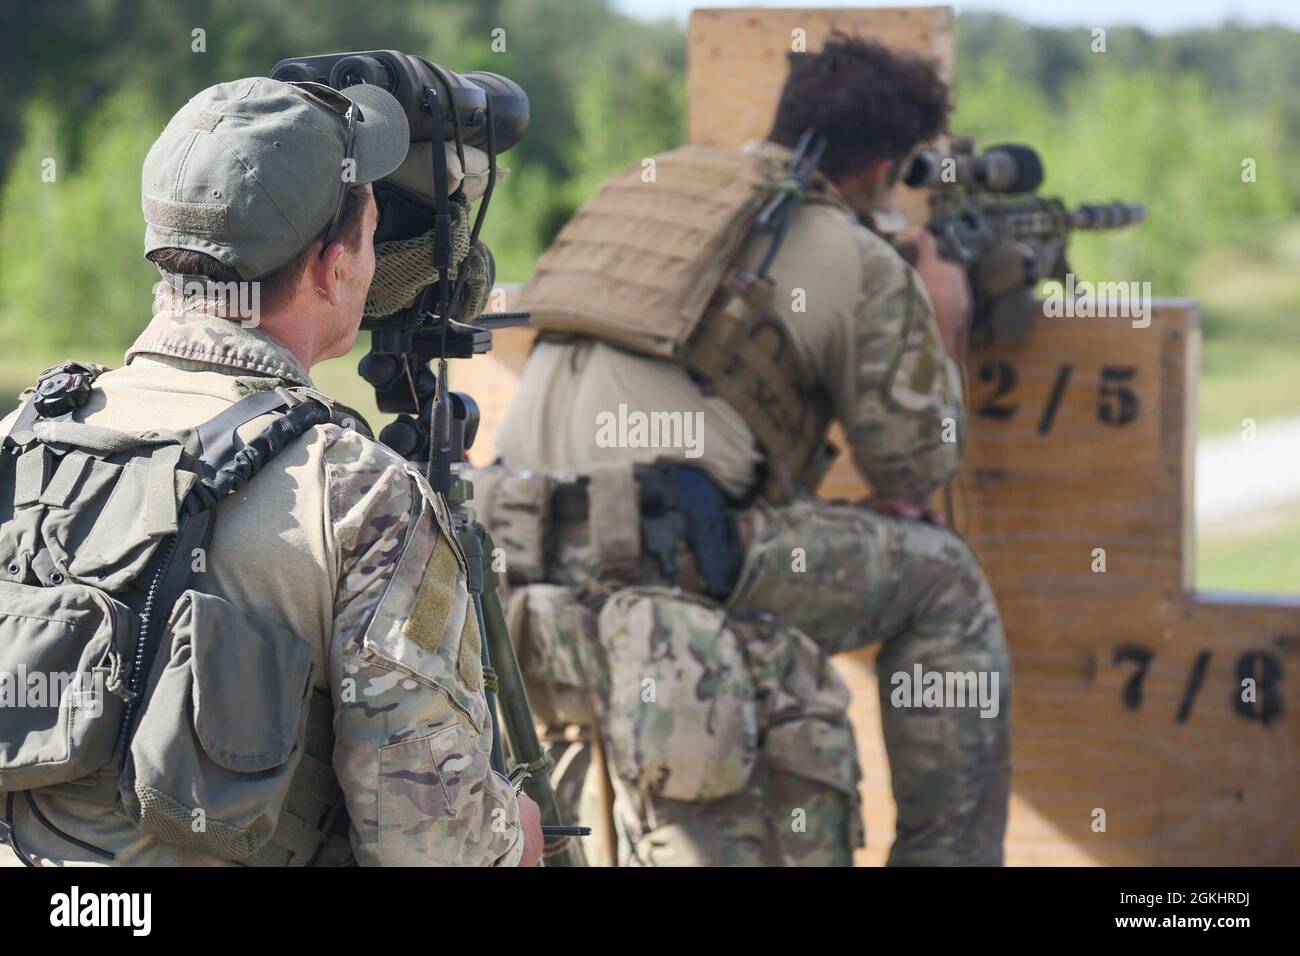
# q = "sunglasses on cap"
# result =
<box><xmin>289</xmin><ymin>82</ymin><xmax>361</xmax><ymax>252</ymax></box>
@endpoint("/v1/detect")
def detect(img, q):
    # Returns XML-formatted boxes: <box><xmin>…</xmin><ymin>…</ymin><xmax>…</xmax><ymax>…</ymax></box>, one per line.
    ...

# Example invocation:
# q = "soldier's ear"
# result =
<box><xmin>311</xmin><ymin>239</ymin><xmax>347</xmax><ymax>307</ymax></box>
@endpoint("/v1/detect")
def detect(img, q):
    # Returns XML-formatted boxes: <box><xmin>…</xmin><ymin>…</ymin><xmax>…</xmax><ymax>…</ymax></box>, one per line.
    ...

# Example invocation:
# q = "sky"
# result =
<box><xmin>610</xmin><ymin>0</ymin><xmax>1300</xmax><ymax>32</ymax></box>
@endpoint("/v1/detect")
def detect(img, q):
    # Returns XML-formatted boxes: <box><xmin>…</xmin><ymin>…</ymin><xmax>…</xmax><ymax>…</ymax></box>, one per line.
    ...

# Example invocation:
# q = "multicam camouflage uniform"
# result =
<box><xmin>0</xmin><ymin>310</ymin><xmax>522</xmax><ymax>867</ymax></box>
<box><xmin>487</xmin><ymin>141</ymin><xmax>1011</xmax><ymax>867</ymax></box>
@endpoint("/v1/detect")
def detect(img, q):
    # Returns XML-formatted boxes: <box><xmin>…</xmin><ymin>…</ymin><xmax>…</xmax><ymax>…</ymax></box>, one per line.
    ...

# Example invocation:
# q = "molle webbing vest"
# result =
<box><xmin>0</xmin><ymin>362</ymin><xmax>349</xmax><ymax>867</ymax></box>
<box><xmin>520</xmin><ymin>144</ymin><xmax>843</xmax><ymax>502</ymax></box>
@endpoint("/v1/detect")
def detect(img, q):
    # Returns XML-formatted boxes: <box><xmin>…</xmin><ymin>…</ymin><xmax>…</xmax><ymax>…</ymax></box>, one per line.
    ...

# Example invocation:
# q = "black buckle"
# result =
<box><xmin>33</xmin><ymin>362</ymin><xmax>98</xmax><ymax>419</ymax></box>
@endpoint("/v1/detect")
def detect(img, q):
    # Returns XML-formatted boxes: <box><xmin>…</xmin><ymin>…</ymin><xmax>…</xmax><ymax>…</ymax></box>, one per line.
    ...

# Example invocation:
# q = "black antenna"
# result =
<box><xmin>754</xmin><ymin>128</ymin><xmax>827</xmax><ymax>279</ymax></box>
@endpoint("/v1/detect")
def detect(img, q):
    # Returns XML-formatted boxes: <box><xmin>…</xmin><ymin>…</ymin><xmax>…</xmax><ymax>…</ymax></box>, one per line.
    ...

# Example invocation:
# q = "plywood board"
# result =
<box><xmin>838</xmin><ymin>302</ymin><xmax>1300</xmax><ymax>866</ymax></box>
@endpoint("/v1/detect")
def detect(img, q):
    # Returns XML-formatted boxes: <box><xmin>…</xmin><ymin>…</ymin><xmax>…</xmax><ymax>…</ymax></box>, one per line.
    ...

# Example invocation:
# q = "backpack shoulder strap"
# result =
<box><xmin>120</xmin><ymin>391</ymin><xmax>332</xmax><ymax>768</ymax></box>
<box><xmin>3</xmin><ymin>394</ymin><xmax>42</xmax><ymax>447</ymax></box>
<box><xmin>288</xmin><ymin>386</ymin><xmax>374</xmax><ymax>439</ymax></box>
<box><xmin>183</xmin><ymin>393</ymin><xmax>331</xmax><ymax>514</ymax></box>
<box><xmin>193</xmin><ymin>388</ymin><xmax>295</xmax><ymax>471</ymax></box>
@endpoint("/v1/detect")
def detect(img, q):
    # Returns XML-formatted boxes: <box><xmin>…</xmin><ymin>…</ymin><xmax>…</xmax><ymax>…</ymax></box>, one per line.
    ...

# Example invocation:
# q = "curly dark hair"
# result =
<box><xmin>768</xmin><ymin>33</ymin><xmax>951</xmax><ymax>181</ymax></box>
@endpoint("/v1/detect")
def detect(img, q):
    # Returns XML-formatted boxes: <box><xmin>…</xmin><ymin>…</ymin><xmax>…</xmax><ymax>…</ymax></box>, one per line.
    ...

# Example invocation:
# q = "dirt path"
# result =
<box><xmin>1197</xmin><ymin>415</ymin><xmax>1300</xmax><ymax>533</ymax></box>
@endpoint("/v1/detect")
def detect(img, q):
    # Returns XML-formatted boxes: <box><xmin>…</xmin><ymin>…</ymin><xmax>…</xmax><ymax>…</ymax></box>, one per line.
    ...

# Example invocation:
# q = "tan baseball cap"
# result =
<box><xmin>142</xmin><ymin>76</ymin><xmax>410</xmax><ymax>279</ymax></box>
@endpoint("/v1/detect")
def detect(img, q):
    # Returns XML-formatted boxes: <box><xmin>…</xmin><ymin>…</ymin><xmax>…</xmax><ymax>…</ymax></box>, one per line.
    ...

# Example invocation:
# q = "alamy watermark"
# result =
<box><xmin>50</xmin><ymin>886</ymin><xmax>151</xmax><ymax>936</ymax></box>
<box><xmin>889</xmin><ymin>664</ymin><xmax>1001</xmax><ymax>718</ymax></box>
<box><xmin>1042</xmin><ymin>273</ymin><xmax>1152</xmax><ymax>329</ymax></box>
<box><xmin>0</xmin><ymin>667</ymin><xmax>105</xmax><ymax>717</ymax></box>
<box><xmin>595</xmin><ymin>403</ymin><xmax>704</xmax><ymax>459</ymax></box>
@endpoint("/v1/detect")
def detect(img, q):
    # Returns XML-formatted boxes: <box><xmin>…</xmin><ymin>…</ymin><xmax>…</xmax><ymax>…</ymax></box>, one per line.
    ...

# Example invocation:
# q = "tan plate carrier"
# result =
<box><xmin>519</xmin><ymin>144</ymin><xmax>842</xmax><ymax>502</ymax></box>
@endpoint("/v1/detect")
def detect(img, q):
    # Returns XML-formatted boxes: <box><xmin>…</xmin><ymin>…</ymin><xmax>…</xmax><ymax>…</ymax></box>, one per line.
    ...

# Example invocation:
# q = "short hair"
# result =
<box><xmin>148</xmin><ymin>184</ymin><xmax>368</xmax><ymax>316</ymax></box>
<box><xmin>768</xmin><ymin>33</ymin><xmax>951</xmax><ymax>180</ymax></box>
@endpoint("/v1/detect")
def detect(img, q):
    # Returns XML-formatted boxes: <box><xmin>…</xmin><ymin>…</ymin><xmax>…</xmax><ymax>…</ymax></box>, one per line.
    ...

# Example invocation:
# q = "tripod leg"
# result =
<box><xmin>478</xmin><ymin>553</ymin><xmax>588</xmax><ymax>867</ymax></box>
<box><xmin>455</xmin><ymin>512</ymin><xmax>587</xmax><ymax>867</ymax></box>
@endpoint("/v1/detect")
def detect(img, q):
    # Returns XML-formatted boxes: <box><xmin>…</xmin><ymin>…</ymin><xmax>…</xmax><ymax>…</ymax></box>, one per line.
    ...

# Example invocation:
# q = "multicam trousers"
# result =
<box><xmin>477</xmin><ymin>470</ymin><xmax>1012</xmax><ymax>867</ymax></box>
<box><xmin>729</xmin><ymin>498</ymin><xmax>1012</xmax><ymax>866</ymax></box>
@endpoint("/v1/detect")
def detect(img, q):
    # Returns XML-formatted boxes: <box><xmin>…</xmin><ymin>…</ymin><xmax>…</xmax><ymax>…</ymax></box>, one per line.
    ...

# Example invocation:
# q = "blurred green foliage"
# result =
<box><xmin>0</xmin><ymin>4</ymin><xmax>1295</xmax><ymax>372</ymax></box>
<box><xmin>1199</xmin><ymin>505</ymin><xmax>1300</xmax><ymax>593</ymax></box>
<box><xmin>0</xmin><ymin>0</ymin><xmax>685</xmax><ymax>351</ymax></box>
<box><xmin>953</xmin><ymin>17</ymin><xmax>1299</xmax><ymax>343</ymax></box>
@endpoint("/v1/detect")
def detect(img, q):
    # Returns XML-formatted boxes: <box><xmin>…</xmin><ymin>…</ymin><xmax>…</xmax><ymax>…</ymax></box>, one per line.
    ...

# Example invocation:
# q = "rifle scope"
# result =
<box><xmin>904</xmin><ymin>142</ymin><xmax>1044</xmax><ymax>194</ymax></box>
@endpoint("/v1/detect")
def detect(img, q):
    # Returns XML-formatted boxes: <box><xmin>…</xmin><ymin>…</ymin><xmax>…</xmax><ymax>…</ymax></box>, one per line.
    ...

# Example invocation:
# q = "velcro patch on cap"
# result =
<box><xmin>143</xmin><ymin>194</ymin><xmax>229</xmax><ymax>233</ymax></box>
<box><xmin>192</xmin><ymin>110</ymin><xmax>224</xmax><ymax>132</ymax></box>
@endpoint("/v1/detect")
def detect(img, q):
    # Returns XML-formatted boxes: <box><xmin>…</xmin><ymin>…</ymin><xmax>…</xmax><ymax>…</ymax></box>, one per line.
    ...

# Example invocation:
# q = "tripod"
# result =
<box><xmin>360</xmin><ymin>322</ymin><xmax>589</xmax><ymax>867</ymax></box>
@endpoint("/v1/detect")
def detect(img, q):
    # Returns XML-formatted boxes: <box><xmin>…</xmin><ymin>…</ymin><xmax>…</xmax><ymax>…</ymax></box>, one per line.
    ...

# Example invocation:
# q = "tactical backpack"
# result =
<box><xmin>0</xmin><ymin>362</ymin><xmax>349</xmax><ymax>866</ymax></box>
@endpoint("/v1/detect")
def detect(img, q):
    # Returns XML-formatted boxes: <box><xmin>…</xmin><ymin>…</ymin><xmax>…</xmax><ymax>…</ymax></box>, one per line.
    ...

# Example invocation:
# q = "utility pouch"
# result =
<box><xmin>506</xmin><ymin>583</ymin><xmax>606</xmax><ymax>726</ymax></box>
<box><xmin>0</xmin><ymin>580</ymin><xmax>136</xmax><ymax>791</ymax></box>
<box><xmin>0</xmin><ymin>374</ymin><xmax>337</xmax><ymax>864</ymax></box>
<box><xmin>463</xmin><ymin>464</ymin><xmax>552</xmax><ymax>584</ymax></box>
<box><xmin>1</xmin><ymin>427</ymin><xmax>196</xmax><ymax>592</ymax></box>
<box><xmin>596</xmin><ymin>586</ymin><xmax>757</xmax><ymax>802</ymax></box>
<box><xmin>741</xmin><ymin>616</ymin><xmax>864</xmax><ymax>848</ymax></box>
<box><xmin>122</xmin><ymin>589</ymin><xmax>314</xmax><ymax>861</ymax></box>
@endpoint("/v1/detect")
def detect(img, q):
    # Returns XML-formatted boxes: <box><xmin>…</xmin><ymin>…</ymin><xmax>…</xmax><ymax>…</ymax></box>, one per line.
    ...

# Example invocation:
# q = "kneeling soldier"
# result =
<box><xmin>479</xmin><ymin>36</ymin><xmax>1011</xmax><ymax>866</ymax></box>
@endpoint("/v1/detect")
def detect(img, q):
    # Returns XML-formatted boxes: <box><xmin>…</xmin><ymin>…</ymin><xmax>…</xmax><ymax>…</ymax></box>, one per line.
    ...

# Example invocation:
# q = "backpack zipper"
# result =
<box><xmin>115</xmin><ymin>534</ymin><xmax>179</xmax><ymax>764</ymax></box>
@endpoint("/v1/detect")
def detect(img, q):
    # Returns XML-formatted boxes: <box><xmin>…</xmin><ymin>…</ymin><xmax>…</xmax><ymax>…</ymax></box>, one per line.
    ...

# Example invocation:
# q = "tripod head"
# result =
<box><xmin>356</xmin><ymin>311</ymin><xmax>529</xmax><ymax>493</ymax></box>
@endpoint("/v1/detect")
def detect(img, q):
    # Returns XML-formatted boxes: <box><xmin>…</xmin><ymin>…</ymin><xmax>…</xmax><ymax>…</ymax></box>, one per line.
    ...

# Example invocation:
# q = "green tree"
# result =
<box><xmin>0</xmin><ymin>87</ymin><xmax>166</xmax><ymax>349</ymax></box>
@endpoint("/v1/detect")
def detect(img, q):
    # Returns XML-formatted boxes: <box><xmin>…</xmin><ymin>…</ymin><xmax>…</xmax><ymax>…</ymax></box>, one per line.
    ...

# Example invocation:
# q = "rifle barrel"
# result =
<box><xmin>1071</xmin><ymin>202</ymin><xmax>1146</xmax><ymax>230</ymax></box>
<box><xmin>935</xmin><ymin>198</ymin><xmax>1146</xmax><ymax>242</ymax></box>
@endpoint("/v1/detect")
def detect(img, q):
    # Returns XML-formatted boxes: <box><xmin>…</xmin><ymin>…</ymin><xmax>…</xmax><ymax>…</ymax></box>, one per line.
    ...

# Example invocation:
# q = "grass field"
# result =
<box><xmin>1191</xmin><ymin>236</ymin><xmax>1300</xmax><ymax>434</ymax></box>
<box><xmin>1199</xmin><ymin>499</ymin><xmax>1300</xmax><ymax>593</ymax></box>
